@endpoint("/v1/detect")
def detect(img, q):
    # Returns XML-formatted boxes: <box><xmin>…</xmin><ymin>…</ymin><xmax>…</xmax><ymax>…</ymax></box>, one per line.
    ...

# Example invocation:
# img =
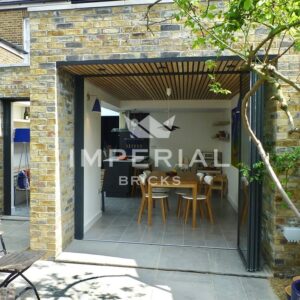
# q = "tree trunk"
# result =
<box><xmin>241</xmin><ymin>78</ymin><xmax>300</xmax><ymax>218</ymax></box>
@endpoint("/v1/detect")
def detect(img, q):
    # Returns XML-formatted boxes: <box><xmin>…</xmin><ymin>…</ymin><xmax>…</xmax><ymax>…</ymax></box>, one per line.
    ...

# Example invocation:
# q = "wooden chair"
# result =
<box><xmin>131</xmin><ymin>163</ymin><xmax>151</xmax><ymax>197</ymax></box>
<box><xmin>0</xmin><ymin>235</ymin><xmax>44</xmax><ymax>299</ymax></box>
<box><xmin>182</xmin><ymin>175</ymin><xmax>214</xmax><ymax>224</ymax></box>
<box><xmin>211</xmin><ymin>174</ymin><xmax>227</xmax><ymax>200</ymax></box>
<box><xmin>0</xmin><ymin>251</ymin><xmax>44</xmax><ymax>299</ymax></box>
<box><xmin>137</xmin><ymin>174</ymin><xmax>169</xmax><ymax>224</ymax></box>
<box><xmin>0</xmin><ymin>232</ymin><xmax>7</xmax><ymax>255</ymax></box>
<box><xmin>176</xmin><ymin>172</ymin><xmax>204</xmax><ymax>218</ymax></box>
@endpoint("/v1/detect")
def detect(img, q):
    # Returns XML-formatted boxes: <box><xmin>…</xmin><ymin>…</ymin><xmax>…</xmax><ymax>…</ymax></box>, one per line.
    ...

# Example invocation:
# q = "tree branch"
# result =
<box><xmin>272</xmin><ymin>42</ymin><xmax>295</xmax><ymax>64</ymax></box>
<box><xmin>252</xmin><ymin>20</ymin><xmax>300</xmax><ymax>56</ymax></box>
<box><xmin>267</xmin><ymin>65</ymin><xmax>300</xmax><ymax>92</ymax></box>
<box><xmin>145</xmin><ymin>0</ymin><xmax>163</xmax><ymax>33</ymax></box>
<box><xmin>241</xmin><ymin>78</ymin><xmax>300</xmax><ymax>218</ymax></box>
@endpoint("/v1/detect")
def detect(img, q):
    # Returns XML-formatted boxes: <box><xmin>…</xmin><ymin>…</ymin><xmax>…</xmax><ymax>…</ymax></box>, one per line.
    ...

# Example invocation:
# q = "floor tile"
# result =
<box><xmin>212</xmin><ymin>275</ymin><xmax>248</xmax><ymax>300</ymax></box>
<box><xmin>241</xmin><ymin>277</ymin><xmax>279</xmax><ymax>300</ymax></box>
<box><xmin>158</xmin><ymin>246</ymin><xmax>210</xmax><ymax>272</ymax></box>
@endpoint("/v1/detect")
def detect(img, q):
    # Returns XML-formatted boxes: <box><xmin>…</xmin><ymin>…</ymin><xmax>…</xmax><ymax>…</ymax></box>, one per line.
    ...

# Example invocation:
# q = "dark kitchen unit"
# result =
<box><xmin>102</xmin><ymin>112</ymin><xmax>150</xmax><ymax>198</ymax></box>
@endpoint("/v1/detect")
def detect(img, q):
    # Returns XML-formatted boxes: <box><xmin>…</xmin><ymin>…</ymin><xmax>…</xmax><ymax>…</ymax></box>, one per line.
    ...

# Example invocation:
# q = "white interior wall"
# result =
<box><xmin>147</xmin><ymin>95</ymin><xmax>240</xmax><ymax>212</ymax></box>
<box><xmin>221</xmin><ymin>95</ymin><xmax>240</xmax><ymax>212</ymax></box>
<box><xmin>84</xmin><ymin>80</ymin><xmax>102</xmax><ymax>232</ymax></box>
<box><xmin>149</xmin><ymin>111</ymin><xmax>231</xmax><ymax>169</ymax></box>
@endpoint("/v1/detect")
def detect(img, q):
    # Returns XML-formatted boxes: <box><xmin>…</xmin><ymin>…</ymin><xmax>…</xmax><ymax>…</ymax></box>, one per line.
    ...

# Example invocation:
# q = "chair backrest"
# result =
<box><xmin>196</xmin><ymin>172</ymin><xmax>205</xmax><ymax>193</ymax></box>
<box><xmin>143</xmin><ymin>170</ymin><xmax>151</xmax><ymax>177</ymax></box>
<box><xmin>204</xmin><ymin>175</ymin><xmax>214</xmax><ymax>185</ymax></box>
<box><xmin>196</xmin><ymin>172</ymin><xmax>205</xmax><ymax>180</ymax></box>
<box><xmin>138</xmin><ymin>174</ymin><xmax>147</xmax><ymax>196</ymax></box>
<box><xmin>204</xmin><ymin>175</ymin><xmax>214</xmax><ymax>197</ymax></box>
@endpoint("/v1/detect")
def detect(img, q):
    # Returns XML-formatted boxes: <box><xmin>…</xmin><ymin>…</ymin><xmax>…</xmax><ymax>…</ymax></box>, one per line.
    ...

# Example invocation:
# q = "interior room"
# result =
<box><xmin>11</xmin><ymin>101</ymin><xmax>30</xmax><ymax>217</ymax></box>
<box><xmin>62</xmin><ymin>58</ymin><xmax>250</xmax><ymax>251</ymax></box>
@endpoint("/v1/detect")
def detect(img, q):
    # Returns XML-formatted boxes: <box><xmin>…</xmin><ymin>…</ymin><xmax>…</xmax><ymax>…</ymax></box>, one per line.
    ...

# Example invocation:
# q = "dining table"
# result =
<box><xmin>147</xmin><ymin>171</ymin><xmax>199</xmax><ymax>228</ymax></box>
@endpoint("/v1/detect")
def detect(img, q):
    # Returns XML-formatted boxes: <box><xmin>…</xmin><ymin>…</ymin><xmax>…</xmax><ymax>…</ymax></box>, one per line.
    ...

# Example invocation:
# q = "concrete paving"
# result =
<box><xmin>0</xmin><ymin>219</ymin><xmax>278</xmax><ymax>299</ymax></box>
<box><xmin>0</xmin><ymin>260</ymin><xmax>278</xmax><ymax>300</ymax></box>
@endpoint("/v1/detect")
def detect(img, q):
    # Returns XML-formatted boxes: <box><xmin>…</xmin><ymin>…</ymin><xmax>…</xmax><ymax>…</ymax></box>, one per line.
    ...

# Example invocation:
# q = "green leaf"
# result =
<box><xmin>243</xmin><ymin>0</ymin><xmax>253</xmax><ymax>10</ymax></box>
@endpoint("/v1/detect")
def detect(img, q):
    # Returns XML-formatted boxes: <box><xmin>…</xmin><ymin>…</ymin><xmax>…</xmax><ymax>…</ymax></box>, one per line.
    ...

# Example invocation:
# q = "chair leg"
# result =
<box><xmin>160</xmin><ymin>198</ymin><xmax>166</xmax><ymax>223</ymax></box>
<box><xmin>137</xmin><ymin>196</ymin><xmax>146</xmax><ymax>223</ymax></box>
<box><xmin>206</xmin><ymin>199</ymin><xmax>214</xmax><ymax>224</ymax></box>
<box><xmin>182</xmin><ymin>199</ymin><xmax>187</xmax><ymax>219</ymax></box>
<box><xmin>184</xmin><ymin>200</ymin><xmax>190</xmax><ymax>224</ymax></box>
<box><xmin>164</xmin><ymin>198</ymin><xmax>169</xmax><ymax>216</ymax></box>
<box><xmin>166</xmin><ymin>198</ymin><xmax>170</xmax><ymax>211</ymax></box>
<box><xmin>176</xmin><ymin>195</ymin><xmax>182</xmax><ymax>218</ymax></box>
<box><xmin>0</xmin><ymin>235</ymin><xmax>7</xmax><ymax>255</ymax></box>
<box><xmin>20</xmin><ymin>273</ymin><xmax>41</xmax><ymax>300</ymax></box>
<box><xmin>131</xmin><ymin>168</ymin><xmax>138</xmax><ymax>197</ymax></box>
<box><xmin>199</xmin><ymin>201</ymin><xmax>204</xmax><ymax>219</ymax></box>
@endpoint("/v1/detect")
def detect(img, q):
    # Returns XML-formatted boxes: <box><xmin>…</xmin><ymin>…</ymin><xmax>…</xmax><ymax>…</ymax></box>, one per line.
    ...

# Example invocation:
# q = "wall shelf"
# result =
<box><xmin>14</xmin><ymin>119</ymin><xmax>30</xmax><ymax>123</ymax></box>
<box><xmin>213</xmin><ymin>121</ymin><xmax>230</xmax><ymax>126</ymax></box>
<box><xmin>212</xmin><ymin>136</ymin><xmax>230</xmax><ymax>142</ymax></box>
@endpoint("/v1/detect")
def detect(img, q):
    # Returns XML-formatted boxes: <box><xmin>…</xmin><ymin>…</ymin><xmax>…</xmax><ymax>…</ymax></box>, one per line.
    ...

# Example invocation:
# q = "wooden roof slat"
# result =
<box><xmin>62</xmin><ymin>59</ymin><xmax>245</xmax><ymax>101</ymax></box>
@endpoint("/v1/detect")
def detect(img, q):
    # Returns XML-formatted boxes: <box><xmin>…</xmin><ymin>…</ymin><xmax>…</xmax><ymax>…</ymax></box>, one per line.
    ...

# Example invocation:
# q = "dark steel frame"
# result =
<box><xmin>74</xmin><ymin>76</ymin><xmax>85</xmax><ymax>239</ymax></box>
<box><xmin>0</xmin><ymin>97</ymin><xmax>30</xmax><ymax>216</ymax></box>
<box><xmin>237</xmin><ymin>72</ymin><xmax>264</xmax><ymax>271</ymax></box>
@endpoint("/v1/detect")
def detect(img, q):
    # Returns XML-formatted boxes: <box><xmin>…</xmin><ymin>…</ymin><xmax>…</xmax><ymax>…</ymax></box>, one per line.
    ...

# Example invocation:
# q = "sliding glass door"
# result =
<box><xmin>237</xmin><ymin>72</ymin><xmax>264</xmax><ymax>271</ymax></box>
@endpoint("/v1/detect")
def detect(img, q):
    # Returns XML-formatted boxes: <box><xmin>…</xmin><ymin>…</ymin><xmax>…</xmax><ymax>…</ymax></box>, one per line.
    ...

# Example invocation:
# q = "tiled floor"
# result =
<box><xmin>0</xmin><ymin>260</ymin><xmax>278</xmax><ymax>300</ymax></box>
<box><xmin>64</xmin><ymin>193</ymin><xmax>271</xmax><ymax>277</ymax></box>
<box><xmin>0</xmin><ymin>219</ymin><xmax>30</xmax><ymax>252</ymax></box>
<box><xmin>61</xmin><ymin>239</ymin><xmax>271</xmax><ymax>277</ymax></box>
<box><xmin>85</xmin><ymin>192</ymin><xmax>238</xmax><ymax>249</ymax></box>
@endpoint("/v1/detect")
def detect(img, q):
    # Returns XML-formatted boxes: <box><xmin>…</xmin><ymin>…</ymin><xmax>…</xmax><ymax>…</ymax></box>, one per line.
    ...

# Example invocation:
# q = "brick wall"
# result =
<box><xmin>0</xmin><ymin>2</ymin><xmax>298</xmax><ymax>266</ymax></box>
<box><xmin>0</xmin><ymin>9</ymin><xmax>25</xmax><ymax>47</ymax></box>
<box><xmin>57</xmin><ymin>69</ymin><xmax>75</xmax><ymax>250</ymax></box>
<box><xmin>262</xmin><ymin>54</ymin><xmax>300</xmax><ymax>275</ymax></box>
<box><xmin>0</xmin><ymin>47</ymin><xmax>23</xmax><ymax>65</ymax></box>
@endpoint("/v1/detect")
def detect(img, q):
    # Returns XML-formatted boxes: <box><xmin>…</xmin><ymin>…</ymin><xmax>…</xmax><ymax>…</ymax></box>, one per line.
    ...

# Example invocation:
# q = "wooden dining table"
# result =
<box><xmin>147</xmin><ymin>171</ymin><xmax>199</xmax><ymax>228</ymax></box>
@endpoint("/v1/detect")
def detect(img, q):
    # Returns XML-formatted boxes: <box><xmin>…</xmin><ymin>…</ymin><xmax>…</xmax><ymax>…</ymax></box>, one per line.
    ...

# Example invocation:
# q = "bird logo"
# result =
<box><xmin>124</xmin><ymin>115</ymin><xmax>179</xmax><ymax>139</ymax></box>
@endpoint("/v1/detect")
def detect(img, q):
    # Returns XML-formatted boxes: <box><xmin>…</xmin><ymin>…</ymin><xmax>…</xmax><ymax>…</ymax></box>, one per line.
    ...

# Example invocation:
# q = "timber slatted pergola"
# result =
<box><xmin>59</xmin><ymin>57</ymin><xmax>248</xmax><ymax>101</ymax></box>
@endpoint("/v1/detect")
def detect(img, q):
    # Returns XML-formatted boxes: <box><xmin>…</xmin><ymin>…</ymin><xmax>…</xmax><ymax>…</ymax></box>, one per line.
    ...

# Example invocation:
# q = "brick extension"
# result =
<box><xmin>0</xmin><ymin>3</ymin><xmax>299</xmax><ymax>272</ymax></box>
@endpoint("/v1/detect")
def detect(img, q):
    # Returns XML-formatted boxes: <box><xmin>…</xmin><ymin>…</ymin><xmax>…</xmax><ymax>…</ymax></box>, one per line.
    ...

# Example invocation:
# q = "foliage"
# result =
<box><xmin>146</xmin><ymin>0</ymin><xmax>300</xmax><ymax>216</ymax></box>
<box><xmin>238</xmin><ymin>161</ymin><xmax>266</xmax><ymax>183</ymax></box>
<box><xmin>239</xmin><ymin>147</ymin><xmax>300</xmax><ymax>197</ymax></box>
<box><xmin>271</xmin><ymin>146</ymin><xmax>300</xmax><ymax>191</ymax></box>
<box><xmin>174</xmin><ymin>0</ymin><xmax>300</xmax><ymax>62</ymax></box>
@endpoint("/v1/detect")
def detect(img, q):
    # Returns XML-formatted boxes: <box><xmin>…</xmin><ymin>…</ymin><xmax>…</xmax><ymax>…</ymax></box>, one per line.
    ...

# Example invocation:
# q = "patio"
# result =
<box><xmin>0</xmin><ymin>260</ymin><xmax>278</xmax><ymax>300</ymax></box>
<box><xmin>0</xmin><ymin>219</ymin><xmax>29</xmax><ymax>252</ymax></box>
<box><xmin>58</xmin><ymin>193</ymin><xmax>271</xmax><ymax>277</ymax></box>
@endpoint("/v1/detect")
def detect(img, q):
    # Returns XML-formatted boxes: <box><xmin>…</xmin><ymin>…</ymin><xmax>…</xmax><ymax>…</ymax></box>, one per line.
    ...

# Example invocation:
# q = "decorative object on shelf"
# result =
<box><xmin>212</xmin><ymin>130</ymin><xmax>230</xmax><ymax>141</ymax></box>
<box><xmin>23</xmin><ymin>107</ymin><xmax>30</xmax><ymax>120</ymax></box>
